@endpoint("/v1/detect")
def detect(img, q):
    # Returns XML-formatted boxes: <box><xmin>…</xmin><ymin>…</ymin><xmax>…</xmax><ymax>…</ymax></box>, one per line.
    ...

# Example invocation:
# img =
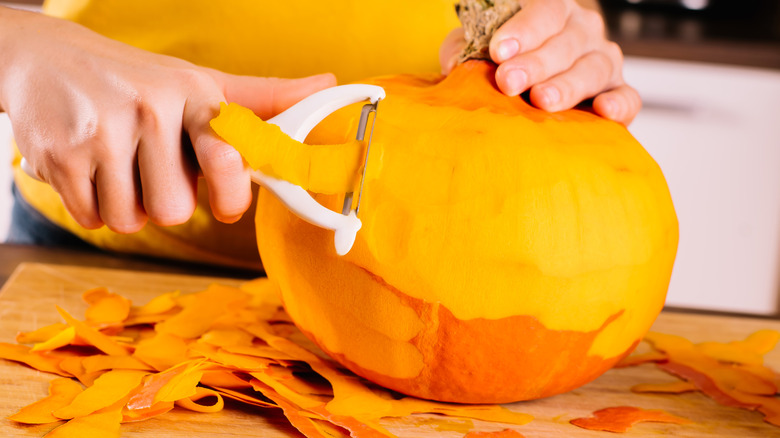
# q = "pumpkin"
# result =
<box><xmin>236</xmin><ymin>1</ymin><xmax>678</xmax><ymax>404</ymax></box>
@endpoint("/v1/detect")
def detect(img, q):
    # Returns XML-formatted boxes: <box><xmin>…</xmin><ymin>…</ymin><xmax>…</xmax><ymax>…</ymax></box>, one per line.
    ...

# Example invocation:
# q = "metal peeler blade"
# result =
<box><xmin>341</xmin><ymin>101</ymin><xmax>379</xmax><ymax>217</ymax></box>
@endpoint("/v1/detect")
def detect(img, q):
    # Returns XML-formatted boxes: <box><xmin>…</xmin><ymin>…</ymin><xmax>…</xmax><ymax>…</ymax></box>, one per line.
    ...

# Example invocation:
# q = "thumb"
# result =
<box><xmin>215</xmin><ymin>72</ymin><xmax>337</xmax><ymax>119</ymax></box>
<box><xmin>440</xmin><ymin>27</ymin><xmax>465</xmax><ymax>74</ymax></box>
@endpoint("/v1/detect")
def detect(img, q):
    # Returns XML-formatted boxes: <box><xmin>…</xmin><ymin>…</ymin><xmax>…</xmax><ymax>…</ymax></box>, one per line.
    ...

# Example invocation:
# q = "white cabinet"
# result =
<box><xmin>624</xmin><ymin>57</ymin><xmax>780</xmax><ymax>315</ymax></box>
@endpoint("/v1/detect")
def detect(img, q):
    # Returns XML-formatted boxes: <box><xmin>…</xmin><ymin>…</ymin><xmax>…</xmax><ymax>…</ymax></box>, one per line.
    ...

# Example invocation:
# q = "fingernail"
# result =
<box><xmin>504</xmin><ymin>69</ymin><xmax>527</xmax><ymax>96</ymax></box>
<box><xmin>539</xmin><ymin>85</ymin><xmax>560</xmax><ymax>108</ymax></box>
<box><xmin>496</xmin><ymin>39</ymin><xmax>519</xmax><ymax>62</ymax></box>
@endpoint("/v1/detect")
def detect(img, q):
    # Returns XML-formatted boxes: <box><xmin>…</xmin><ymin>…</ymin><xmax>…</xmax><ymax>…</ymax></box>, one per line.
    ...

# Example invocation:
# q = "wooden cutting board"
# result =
<box><xmin>1</xmin><ymin>263</ymin><xmax>780</xmax><ymax>437</ymax></box>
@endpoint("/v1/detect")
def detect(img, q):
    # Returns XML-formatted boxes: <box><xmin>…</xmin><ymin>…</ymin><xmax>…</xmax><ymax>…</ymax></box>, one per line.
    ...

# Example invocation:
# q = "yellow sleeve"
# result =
<box><xmin>43</xmin><ymin>0</ymin><xmax>460</xmax><ymax>83</ymax></box>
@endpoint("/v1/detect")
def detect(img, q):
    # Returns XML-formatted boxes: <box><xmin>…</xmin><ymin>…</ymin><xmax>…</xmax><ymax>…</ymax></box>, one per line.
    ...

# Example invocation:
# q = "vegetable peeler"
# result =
<box><xmin>247</xmin><ymin>84</ymin><xmax>384</xmax><ymax>256</ymax></box>
<box><xmin>20</xmin><ymin>84</ymin><xmax>385</xmax><ymax>256</ymax></box>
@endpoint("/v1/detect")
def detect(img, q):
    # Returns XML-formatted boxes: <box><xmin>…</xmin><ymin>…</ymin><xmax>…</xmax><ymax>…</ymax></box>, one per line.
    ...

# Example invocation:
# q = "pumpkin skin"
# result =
<box><xmin>255</xmin><ymin>61</ymin><xmax>678</xmax><ymax>404</ymax></box>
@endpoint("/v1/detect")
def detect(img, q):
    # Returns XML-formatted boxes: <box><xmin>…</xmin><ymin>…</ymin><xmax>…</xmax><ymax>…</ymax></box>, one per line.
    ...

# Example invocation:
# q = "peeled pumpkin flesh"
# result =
<box><xmin>236</xmin><ymin>60</ymin><xmax>678</xmax><ymax>403</ymax></box>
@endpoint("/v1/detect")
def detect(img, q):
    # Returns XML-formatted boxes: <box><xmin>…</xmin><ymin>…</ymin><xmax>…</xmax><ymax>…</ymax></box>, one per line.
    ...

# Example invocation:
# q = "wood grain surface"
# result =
<box><xmin>2</xmin><ymin>263</ymin><xmax>780</xmax><ymax>437</ymax></box>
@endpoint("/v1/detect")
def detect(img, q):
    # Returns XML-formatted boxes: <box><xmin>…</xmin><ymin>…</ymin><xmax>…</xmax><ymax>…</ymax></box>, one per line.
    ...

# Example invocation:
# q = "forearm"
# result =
<box><xmin>0</xmin><ymin>6</ymin><xmax>49</xmax><ymax>113</ymax></box>
<box><xmin>0</xmin><ymin>6</ymin><xmax>22</xmax><ymax>113</ymax></box>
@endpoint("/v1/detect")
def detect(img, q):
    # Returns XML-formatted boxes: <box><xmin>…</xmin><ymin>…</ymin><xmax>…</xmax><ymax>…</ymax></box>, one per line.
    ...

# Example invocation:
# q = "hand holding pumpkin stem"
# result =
<box><xmin>441</xmin><ymin>0</ymin><xmax>641</xmax><ymax>126</ymax></box>
<box><xmin>0</xmin><ymin>7</ymin><xmax>335</xmax><ymax>233</ymax></box>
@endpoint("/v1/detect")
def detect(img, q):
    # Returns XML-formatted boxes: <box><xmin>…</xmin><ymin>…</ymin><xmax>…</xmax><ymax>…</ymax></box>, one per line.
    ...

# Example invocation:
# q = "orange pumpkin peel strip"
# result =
<box><xmin>631</xmin><ymin>380</ymin><xmax>697</xmax><ymax>394</ymax></box>
<box><xmin>8</xmin><ymin>378</ymin><xmax>84</xmax><ymax>424</ymax></box>
<box><xmin>53</xmin><ymin>370</ymin><xmax>147</xmax><ymax>419</ymax></box>
<box><xmin>44</xmin><ymin>407</ymin><xmax>123</xmax><ymax>438</ymax></box>
<box><xmin>31</xmin><ymin>326</ymin><xmax>76</xmax><ymax>352</ymax></box>
<box><xmin>464</xmin><ymin>429</ymin><xmax>526</xmax><ymax>438</ymax></box>
<box><xmin>126</xmin><ymin>359</ymin><xmax>204</xmax><ymax>410</ymax></box>
<box><xmin>132</xmin><ymin>332</ymin><xmax>189</xmax><ymax>371</ymax></box>
<box><xmin>210</xmin><ymin>102</ymin><xmax>364</xmax><ymax>194</ymax></box>
<box><xmin>56</xmin><ymin>306</ymin><xmax>129</xmax><ymax>356</ymax></box>
<box><xmin>154</xmin><ymin>284</ymin><xmax>249</xmax><ymax>339</ymax></box>
<box><xmin>122</xmin><ymin>401</ymin><xmax>174</xmax><ymax>423</ymax></box>
<box><xmin>631</xmin><ymin>330</ymin><xmax>780</xmax><ymax>427</ymax></box>
<box><xmin>130</xmin><ymin>290</ymin><xmax>180</xmax><ymax>316</ymax></box>
<box><xmin>82</xmin><ymin>287</ymin><xmax>132</xmax><ymax>323</ymax></box>
<box><xmin>570</xmin><ymin>406</ymin><xmax>691</xmax><ymax>433</ymax></box>
<box><xmin>0</xmin><ymin>343</ymin><xmax>72</xmax><ymax>376</ymax></box>
<box><xmin>175</xmin><ymin>387</ymin><xmax>225</xmax><ymax>413</ymax></box>
<box><xmin>16</xmin><ymin>323</ymin><xmax>68</xmax><ymax>344</ymax></box>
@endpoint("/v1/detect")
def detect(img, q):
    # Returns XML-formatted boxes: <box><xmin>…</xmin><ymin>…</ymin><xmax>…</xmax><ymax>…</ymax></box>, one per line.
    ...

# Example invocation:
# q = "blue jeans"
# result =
<box><xmin>6</xmin><ymin>182</ymin><xmax>95</xmax><ymax>249</ymax></box>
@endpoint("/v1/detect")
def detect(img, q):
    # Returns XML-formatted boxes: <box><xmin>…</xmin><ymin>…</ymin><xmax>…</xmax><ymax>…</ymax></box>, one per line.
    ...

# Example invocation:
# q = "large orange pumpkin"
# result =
<box><xmin>248</xmin><ymin>58</ymin><xmax>678</xmax><ymax>404</ymax></box>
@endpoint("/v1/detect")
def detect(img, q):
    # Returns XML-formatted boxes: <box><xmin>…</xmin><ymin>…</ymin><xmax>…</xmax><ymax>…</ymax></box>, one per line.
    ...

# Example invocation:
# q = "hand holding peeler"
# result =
<box><xmin>20</xmin><ymin>84</ymin><xmax>385</xmax><ymax>256</ymax></box>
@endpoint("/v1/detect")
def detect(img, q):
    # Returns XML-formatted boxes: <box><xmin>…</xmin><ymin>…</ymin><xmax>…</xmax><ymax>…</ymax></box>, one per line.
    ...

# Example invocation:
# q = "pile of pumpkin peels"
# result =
<box><xmin>0</xmin><ymin>279</ymin><xmax>533</xmax><ymax>437</ymax></box>
<box><xmin>617</xmin><ymin>329</ymin><xmax>780</xmax><ymax>427</ymax></box>
<box><xmin>2</xmin><ymin>278</ymin><xmax>780</xmax><ymax>436</ymax></box>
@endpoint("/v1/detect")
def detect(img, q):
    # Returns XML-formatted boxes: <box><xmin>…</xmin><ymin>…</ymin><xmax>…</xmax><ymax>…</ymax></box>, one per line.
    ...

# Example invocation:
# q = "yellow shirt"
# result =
<box><xmin>15</xmin><ymin>1</ymin><xmax>459</xmax><ymax>269</ymax></box>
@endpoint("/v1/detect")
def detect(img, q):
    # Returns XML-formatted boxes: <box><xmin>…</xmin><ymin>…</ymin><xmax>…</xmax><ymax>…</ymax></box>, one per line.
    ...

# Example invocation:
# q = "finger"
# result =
<box><xmin>183</xmin><ymin>81</ymin><xmax>251</xmax><ymax>223</ymax></box>
<box><xmin>94</xmin><ymin>156</ymin><xmax>148</xmax><ymax>234</ymax></box>
<box><xmin>593</xmin><ymin>84</ymin><xmax>642</xmax><ymax>126</ymax></box>
<box><xmin>50</xmin><ymin>173</ymin><xmax>104</xmax><ymax>230</ymax></box>
<box><xmin>490</xmin><ymin>0</ymin><xmax>570</xmax><ymax>63</ymax></box>
<box><xmin>528</xmin><ymin>48</ymin><xmax>619</xmax><ymax>113</ymax></box>
<box><xmin>27</xmin><ymin>141</ymin><xmax>104</xmax><ymax>230</ymax></box>
<box><xmin>495</xmin><ymin>18</ymin><xmax>593</xmax><ymax>96</ymax></box>
<box><xmin>439</xmin><ymin>27</ymin><xmax>465</xmax><ymax>74</ymax></box>
<box><xmin>216</xmin><ymin>72</ymin><xmax>337</xmax><ymax>119</ymax></box>
<box><xmin>137</xmin><ymin>109</ymin><xmax>198</xmax><ymax>226</ymax></box>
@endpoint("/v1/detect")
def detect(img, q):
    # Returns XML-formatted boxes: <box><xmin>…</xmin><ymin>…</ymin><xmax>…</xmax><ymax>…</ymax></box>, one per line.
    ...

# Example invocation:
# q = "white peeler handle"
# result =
<box><xmin>255</xmin><ymin>84</ymin><xmax>385</xmax><ymax>256</ymax></box>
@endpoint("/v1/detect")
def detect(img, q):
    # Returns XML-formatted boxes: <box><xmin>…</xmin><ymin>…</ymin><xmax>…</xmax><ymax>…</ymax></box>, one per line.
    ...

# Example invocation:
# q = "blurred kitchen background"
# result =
<box><xmin>1</xmin><ymin>0</ymin><xmax>779</xmax><ymax>315</ymax></box>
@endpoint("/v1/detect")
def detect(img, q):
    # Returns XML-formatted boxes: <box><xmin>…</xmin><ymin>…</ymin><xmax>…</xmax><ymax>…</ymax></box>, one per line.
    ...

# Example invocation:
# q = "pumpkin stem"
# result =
<box><xmin>456</xmin><ymin>0</ymin><xmax>522</xmax><ymax>63</ymax></box>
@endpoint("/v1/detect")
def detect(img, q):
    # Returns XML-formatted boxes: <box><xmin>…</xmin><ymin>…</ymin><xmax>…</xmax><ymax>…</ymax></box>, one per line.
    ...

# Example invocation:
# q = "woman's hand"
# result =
<box><xmin>0</xmin><ymin>7</ymin><xmax>335</xmax><ymax>233</ymax></box>
<box><xmin>440</xmin><ymin>0</ymin><xmax>640</xmax><ymax>125</ymax></box>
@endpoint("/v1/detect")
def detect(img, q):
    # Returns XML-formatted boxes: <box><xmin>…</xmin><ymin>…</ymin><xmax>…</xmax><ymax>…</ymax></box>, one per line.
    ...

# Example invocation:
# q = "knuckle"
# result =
<box><xmin>214</xmin><ymin>195</ymin><xmax>251</xmax><ymax>223</ymax></box>
<box><xmin>148</xmin><ymin>210</ymin><xmax>190</xmax><ymax>227</ymax></box>
<box><xmin>605</xmin><ymin>41</ymin><xmax>624</xmax><ymax>65</ymax></box>
<box><xmin>527</xmin><ymin>53</ymin><xmax>552</xmax><ymax>82</ymax></box>
<box><xmin>209</xmin><ymin>178</ymin><xmax>251</xmax><ymax>222</ymax></box>
<box><xmin>135</xmin><ymin>99</ymin><xmax>162</xmax><ymax>133</ymax></box>
<box><xmin>624</xmin><ymin>85</ymin><xmax>642</xmax><ymax>117</ymax></box>
<box><xmin>74</xmin><ymin>212</ymin><xmax>104</xmax><ymax>230</ymax></box>
<box><xmin>556</xmin><ymin>81</ymin><xmax>577</xmax><ymax>107</ymax></box>
<box><xmin>59</xmin><ymin>193</ymin><xmax>103</xmax><ymax>229</ymax></box>
<box><xmin>198</xmin><ymin>140</ymin><xmax>245</xmax><ymax>175</ymax></box>
<box><xmin>632</xmin><ymin>87</ymin><xmax>643</xmax><ymax>112</ymax></box>
<box><xmin>39</xmin><ymin>147</ymin><xmax>85</xmax><ymax>183</ymax></box>
<box><xmin>597</xmin><ymin>51</ymin><xmax>616</xmax><ymax>79</ymax></box>
<box><xmin>177</xmin><ymin>68</ymin><xmax>211</xmax><ymax>89</ymax></box>
<box><xmin>580</xmin><ymin>9</ymin><xmax>605</xmax><ymax>37</ymax></box>
<box><xmin>35</xmin><ymin>148</ymin><xmax>62</xmax><ymax>181</ymax></box>
<box><xmin>102</xmin><ymin>204</ymin><xmax>148</xmax><ymax>234</ymax></box>
<box><xmin>106</xmin><ymin>218</ymin><xmax>146</xmax><ymax>234</ymax></box>
<box><xmin>146</xmin><ymin>197</ymin><xmax>196</xmax><ymax>227</ymax></box>
<box><xmin>177</xmin><ymin>68</ymin><xmax>220</xmax><ymax>100</ymax></box>
<box><xmin>602</xmin><ymin>42</ymin><xmax>625</xmax><ymax>84</ymax></box>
